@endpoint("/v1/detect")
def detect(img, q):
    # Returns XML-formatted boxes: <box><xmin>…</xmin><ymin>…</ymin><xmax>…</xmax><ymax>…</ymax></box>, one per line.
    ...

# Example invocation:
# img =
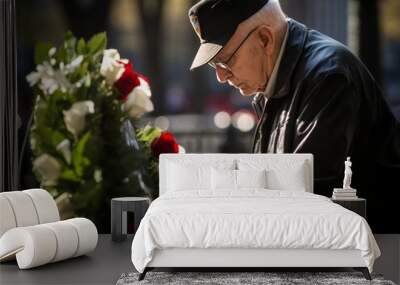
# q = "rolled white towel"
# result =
<box><xmin>0</xmin><ymin>189</ymin><xmax>60</xmax><ymax>239</ymax></box>
<box><xmin>0</xmin><ymin>226</ymin><xmax>57</xmax><ymax>268</ymax></box>
<box><xmin>41</xmin><ymin>221</ymin><xmax>79</xmax><ymax>262</ymax></box>
<box><xmin>0</xmin><ymin>196</ymin><xmax>17</xmax><ymax>237</ymax></box>
<box><xmin>65</xmin><ymin>218</ymin><xmax>98</xmax><ymax>257</ymax></box>
<box><xmin>0</xmin><ymin>218</ymin><xmax>98</xmax><ymax>269</ymax></box>
<box><xmin>0</xmin><ymin>191</ymin><xmax>39</xmax><ymax>227</ymax></box>
<box><xmin>23</xmin><ymin>189</ymin><xmax>60</xmax><ymax>224</ymax></box>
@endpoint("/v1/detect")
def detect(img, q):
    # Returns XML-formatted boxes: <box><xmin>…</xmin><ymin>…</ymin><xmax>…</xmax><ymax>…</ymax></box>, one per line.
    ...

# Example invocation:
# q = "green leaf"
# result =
<box><xmin>84</xmin><ymin>74</ymin><xmax>91</xmax><ymax>87</ymax></box>
<box><xmin>51</xmin><ymin>131</ymin><xmax>67</xmax><ymax>147</ymax></box>
<box><xmin>34</xmin><ymin>42</ymin><xmax>53</xmax><ymax>65</ymax></box>
<box><xmin>56</xmin><ymin>46</ymin><xmax>67</xmax><ymax>64</ymax></box>
<box><xmin>64</xmin><ymin>31</ymin><xmax>77</xmax><ymax>61</ymax></box>
<box><xmin>87</xmin><ymin>32</ymin><xmax>107</xmax><ymax>56</ymax></box>
<box><xmin>72</xmin><ymin>132</ymin><xmax>92</xmax><ymax>177</ymax></box>
<box><xmin>60</xmin><ymin>169</ymin><xmax>80</xmax><ymax>182</ymax></box>
<box><xmin>137</xmin><ymin>125</ymin><xmax>162</xmax><ymax>144</ymax></box>
<box><xmin>34</xmin><ymin>126</ymin><xmax>66</xmax><ymax>148</ymax></box>
<box><xmin>77</xmin><ymin>38</ymin><xmax>86</xmax><ymax>54</ymax></box>
<box><xmin>78</xmin><ymin>61</ymin><xmax>89</xmax><ymax>78</ymax></box>
<box><xmin>65</xmin><ymin>31</ymin><xmax>74</xmax><ymax>42</ymax></box>
<box><xmin>64</xmin><ymin>31</ymin><xmax>76</xmax><ymax>48</ymax></box>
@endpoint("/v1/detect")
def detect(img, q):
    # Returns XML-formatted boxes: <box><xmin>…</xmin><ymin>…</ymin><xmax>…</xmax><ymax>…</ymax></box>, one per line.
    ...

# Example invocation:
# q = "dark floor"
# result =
<box><xmin>0</xmin><ymin>234</ymin><xmax>399</xmax><ymax>285</ymax></box>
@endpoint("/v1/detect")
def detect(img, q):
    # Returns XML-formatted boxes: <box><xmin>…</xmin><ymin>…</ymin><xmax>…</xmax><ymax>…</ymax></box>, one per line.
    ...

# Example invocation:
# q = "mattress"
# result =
<box><xmin>131</xmin><ymin>190</ymin><xmax>380</xmax><ymax>273</ymax></box>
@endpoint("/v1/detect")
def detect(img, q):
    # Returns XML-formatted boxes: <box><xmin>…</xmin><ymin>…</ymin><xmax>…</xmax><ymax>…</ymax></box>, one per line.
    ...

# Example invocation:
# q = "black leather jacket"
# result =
<box><xmin>252</xmin><ymin>19</ymin><xmax>400</xmax><ymax>233</ymax></box>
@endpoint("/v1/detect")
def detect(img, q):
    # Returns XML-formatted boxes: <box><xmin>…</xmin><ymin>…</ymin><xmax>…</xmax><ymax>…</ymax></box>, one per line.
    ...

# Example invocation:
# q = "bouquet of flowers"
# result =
<box><xmin>135</xmin><ymin>126</ymin><xmax>185</xmax><ymax>200</ymax></box>
<box><xmin>26</xmin><ymin>31</ymin><xmax>182</xmax><ymax>231</ymax></box>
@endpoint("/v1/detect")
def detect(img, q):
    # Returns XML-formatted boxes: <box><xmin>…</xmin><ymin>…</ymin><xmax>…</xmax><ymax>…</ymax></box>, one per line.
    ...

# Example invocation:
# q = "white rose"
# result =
<box><xmin>100</xmin><ymin>49</ymin><xmax>128</xmax><ymax>86</ymax></box>
<box><xmin>56</xmin><ymin>139</ymin><xmax>72</xmax><ymax>164</ymax></box>
<box><xmin>33</xmin><ymin>154</ymin><xmax>62</xmax><ymax>186</ymax></box>
<box><xmin>122</xmin><ymin>77</ymin><xmax>153</xmax><ymax>118</ymax></box>
<box><xmin>63</xmin><ymin>101</ymin><xmax>95</xmax><ymax>139</ymax></box>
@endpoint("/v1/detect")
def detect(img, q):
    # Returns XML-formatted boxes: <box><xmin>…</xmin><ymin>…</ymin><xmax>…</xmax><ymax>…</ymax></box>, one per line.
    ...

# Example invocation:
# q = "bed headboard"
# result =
<box><xmin>159</xmin><ymin>153</ymin><xmax>314</xmax><ymax>196</ymax></box>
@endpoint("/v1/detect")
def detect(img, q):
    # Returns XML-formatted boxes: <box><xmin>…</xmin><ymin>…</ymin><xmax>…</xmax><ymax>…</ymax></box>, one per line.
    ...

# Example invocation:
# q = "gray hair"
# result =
<box><xmin>233</xmin><ymin>0</ymin><xmax>287</xmax><ymax>41</ymax></box>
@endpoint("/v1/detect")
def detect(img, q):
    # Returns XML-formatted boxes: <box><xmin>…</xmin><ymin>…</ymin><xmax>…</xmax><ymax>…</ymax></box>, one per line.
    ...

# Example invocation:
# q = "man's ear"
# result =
<box><xmin>257</xmin><ymin>25</ymin><xmax>274</xmax><ymax>56</ymax></box>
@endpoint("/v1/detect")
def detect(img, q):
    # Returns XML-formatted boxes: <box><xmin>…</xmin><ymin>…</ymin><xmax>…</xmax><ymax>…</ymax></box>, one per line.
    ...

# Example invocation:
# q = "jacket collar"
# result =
<box><xmin>271</xmin><ymin>18</ymin><xmax>308</xmax><ymax>99</ymax></box>
<box><xmin>251</xmin><ymin>18</ymin><xmax>308</xmax><ymax>117</ymax></box>
<box><xmin>251</xmin><ymin>19</ymin><xmax>308</xmax><ymax>109</ymax></box>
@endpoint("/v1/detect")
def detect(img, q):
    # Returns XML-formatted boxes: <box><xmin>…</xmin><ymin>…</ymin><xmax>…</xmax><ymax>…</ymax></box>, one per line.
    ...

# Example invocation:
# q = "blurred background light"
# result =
<box><xmin>154</xmin><ymin>116</ymin><xmax>170</xmax><ymax>130</ymax></box>
<box><xmin>213</xmin><ymin>111</ymin><xmax>231</xmax><ymax>129</ymax></box>
<box><xmin>232</xmin><ymin>111</ymin><xmax>255</xmax><ymax>132</ymax></box>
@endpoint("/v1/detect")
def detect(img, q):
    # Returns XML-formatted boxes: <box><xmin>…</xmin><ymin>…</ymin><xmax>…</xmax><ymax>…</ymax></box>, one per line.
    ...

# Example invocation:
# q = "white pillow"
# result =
<box><xmin>167</xmin><ymin>162</ymin><xmax>211</xmax><ymax>191</ymax></box>
<box><xmin>236</xmin><ymin>169</ymin><xmax>267</xmax><ymax>189</ymax></box>
<box><xmin>237</xmin><ymin>159</ymin><xmax>309</xmax><ymax>192</ymax></box>
<box><xmin>211</xmin><ymin>169</ymin><xmax>268</xmax><ymax>190</ymax></box>
<box><xmin>211</xmin><ymin>168</ymin><xmax>236</xmax><ymax>190</ymax></box>
<box><xmin>266</xmin><ymin>166</ymin><xmax>307</xmax><ymax>191</ymax></box>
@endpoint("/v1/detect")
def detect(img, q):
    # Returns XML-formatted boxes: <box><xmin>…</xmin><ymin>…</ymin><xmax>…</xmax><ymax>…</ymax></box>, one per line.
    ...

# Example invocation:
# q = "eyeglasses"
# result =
<box><xmin>208</xmin><ymin>28</ymin><xmax>257</xmax><ymax>72</ymax></box>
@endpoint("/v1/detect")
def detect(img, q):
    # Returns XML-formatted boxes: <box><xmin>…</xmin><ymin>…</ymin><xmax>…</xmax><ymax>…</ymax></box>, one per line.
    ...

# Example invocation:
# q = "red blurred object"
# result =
<box><xmin>151</xmin><ymin>132</ymin><xmax>179</xmax><ymax>158</ymax></box>
<box><xmin>114</xmin><ymin>61</ymin><xmax>141</xmax><ymax>101</ymax></box>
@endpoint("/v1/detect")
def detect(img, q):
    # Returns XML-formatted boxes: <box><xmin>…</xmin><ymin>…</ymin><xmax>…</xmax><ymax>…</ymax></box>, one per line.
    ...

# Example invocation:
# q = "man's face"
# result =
<box><xmin>210</xmin><ymin>28</ymin><xmax>270</xmax><ymax>97</ymax></box>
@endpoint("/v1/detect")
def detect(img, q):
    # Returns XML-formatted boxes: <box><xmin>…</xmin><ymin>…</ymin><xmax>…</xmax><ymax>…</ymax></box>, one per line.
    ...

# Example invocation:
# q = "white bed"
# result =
<box><xmin>131</xmin><ymin>154</ymin><xmax>380</xmax><ymax>280</ymax></box>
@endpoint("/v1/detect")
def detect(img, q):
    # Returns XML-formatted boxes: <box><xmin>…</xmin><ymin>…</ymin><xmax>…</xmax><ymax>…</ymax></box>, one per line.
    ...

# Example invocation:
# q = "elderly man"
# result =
<box><xmin>188</xmin><ymin>0</ymin><xmax>400</xmax><ymax>233</ymax></box>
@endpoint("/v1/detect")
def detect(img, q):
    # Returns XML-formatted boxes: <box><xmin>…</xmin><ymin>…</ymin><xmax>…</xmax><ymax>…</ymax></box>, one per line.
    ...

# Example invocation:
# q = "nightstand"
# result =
<box><xmin>331</xmin><ymin>198</ymin><xmax>366</xmax><ymax>219</ymax></box>
<box><xmin>111</xmin><ymin>197</ymin><xmax>150</xmax><ymax>242</ymax></box>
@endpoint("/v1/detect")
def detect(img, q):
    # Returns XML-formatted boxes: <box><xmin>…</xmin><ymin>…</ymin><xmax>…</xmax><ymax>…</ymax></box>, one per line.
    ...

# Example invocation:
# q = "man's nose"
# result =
<box><xmin>215</xmin><ymin>66</ymin><xmax>231</xmax><ymax>83</ymax></box>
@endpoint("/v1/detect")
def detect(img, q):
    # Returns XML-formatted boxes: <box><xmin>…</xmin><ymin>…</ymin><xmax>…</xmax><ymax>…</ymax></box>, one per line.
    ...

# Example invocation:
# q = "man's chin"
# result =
<box><xmin>238</xmin><ymin>87</ymin><xmax>258</xmax><ymax>97</ymax></box>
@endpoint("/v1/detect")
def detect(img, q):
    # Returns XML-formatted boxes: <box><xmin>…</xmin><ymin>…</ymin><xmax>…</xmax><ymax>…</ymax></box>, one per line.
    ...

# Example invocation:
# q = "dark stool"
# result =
<box><xmin>331</xmin><ymin>198</ymin><xmax>366</xmax><ymax>219</ymax></box>
<box><xmin>111</xmin><ymin>197</ymin><xmax>149</xmax><ymax>242</ymax></box>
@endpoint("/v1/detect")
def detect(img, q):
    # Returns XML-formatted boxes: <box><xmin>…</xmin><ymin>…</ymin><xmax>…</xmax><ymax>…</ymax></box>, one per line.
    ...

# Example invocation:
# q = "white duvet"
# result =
<box><xmin>131</xmin><ymin>190</ymin><xmax>380</xmax><ymax>273</ymax></box>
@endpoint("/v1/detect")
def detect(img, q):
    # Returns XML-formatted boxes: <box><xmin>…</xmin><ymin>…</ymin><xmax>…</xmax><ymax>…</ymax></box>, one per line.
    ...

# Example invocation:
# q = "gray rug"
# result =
<box><xmin>116</xmin><ymin>271</ymin><xmax>396</xmax><ymax>285</ymax></box>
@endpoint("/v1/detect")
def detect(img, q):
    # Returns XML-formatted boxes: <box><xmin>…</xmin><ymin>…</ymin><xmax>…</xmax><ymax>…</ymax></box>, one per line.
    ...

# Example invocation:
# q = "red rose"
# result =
<box><xmin>114</xmin><ymin>61</ymin><xmax>141</xmax><ymax>101</ymax></box>
<box><xmin>138</xmin><ymin>73</ymin><xmax>150</xmax><ymax>85</ymax></box>
<box><xmin>151</xmin><ymin>132</ymin><xmax>179</xmax><ymax>158</ymax></box>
